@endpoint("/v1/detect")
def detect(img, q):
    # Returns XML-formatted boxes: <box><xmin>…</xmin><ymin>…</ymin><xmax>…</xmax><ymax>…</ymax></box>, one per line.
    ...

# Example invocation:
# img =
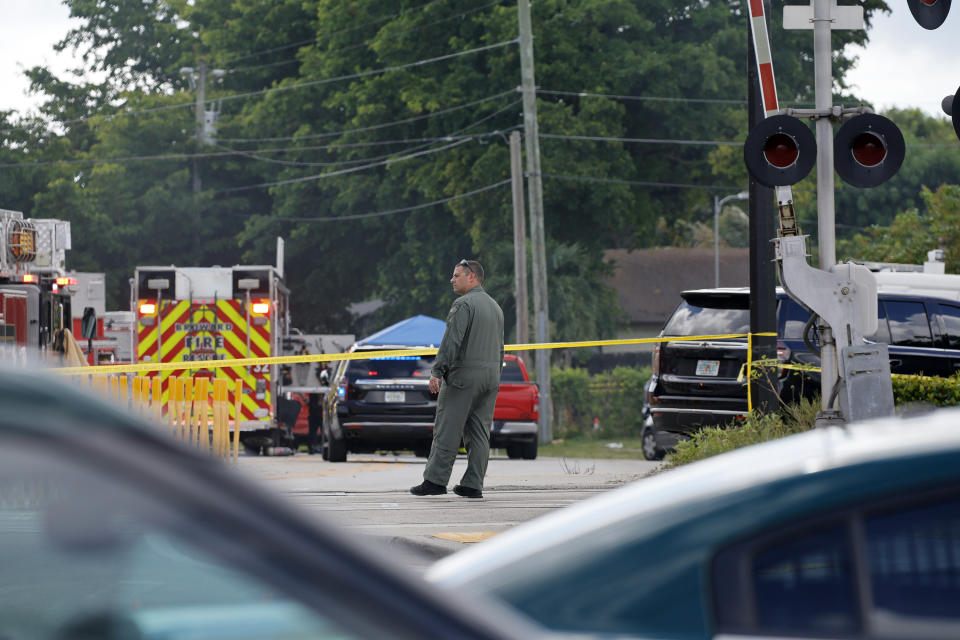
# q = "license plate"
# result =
<box><xmin>384</xmin><ymin>391</ymin><xmax>406</xmax><ymax>402</ymax></box>
<box><xmin>696</xmin><ymin>360</ymin><xmax>720</xmax><ymax>376</ymax></box>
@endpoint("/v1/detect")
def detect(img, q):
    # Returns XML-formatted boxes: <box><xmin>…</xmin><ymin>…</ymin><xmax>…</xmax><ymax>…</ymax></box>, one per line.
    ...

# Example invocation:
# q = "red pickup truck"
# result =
<box><xmin>490</xmin><ymin>354</ymin><xmax>540</xmax><ymax>460</ymax></box>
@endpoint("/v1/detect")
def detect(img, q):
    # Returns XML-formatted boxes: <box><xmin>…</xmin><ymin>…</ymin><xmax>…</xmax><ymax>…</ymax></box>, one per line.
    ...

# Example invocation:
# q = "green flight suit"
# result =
<box><xmin>423</xmin><ymin>285</ymin><xmax>504</xmax><ymax>491</ymax></box>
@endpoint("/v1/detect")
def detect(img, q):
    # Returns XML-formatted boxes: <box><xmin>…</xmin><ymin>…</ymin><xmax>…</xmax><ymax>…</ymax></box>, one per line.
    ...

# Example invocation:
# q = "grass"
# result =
<box><xmin>531</xmin><ymin>437</ymin><xmax>649</xmax><ymax>460</ymax></box>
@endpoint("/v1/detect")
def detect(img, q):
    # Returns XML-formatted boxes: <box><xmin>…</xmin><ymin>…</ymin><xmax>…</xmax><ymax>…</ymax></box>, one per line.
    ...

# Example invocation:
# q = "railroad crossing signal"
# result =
<box><xmin>833</xmin><ymin>114</ymin><xmax>905</xmax><ymax>188</ymax></box>
<box><xmin>743</xmin><ymin>115</ymin><xmax>816</xmax><ymax>187</ymax></box>
<box><xmin>942</xmin><ymin>89</ymin><xmax>960</xmax><ymax>142</ymax></box>
<box><xmin>907</xmin><ymin>0</ymin><xmax>951</xmax><ymax>30</ymax></box>
<box><xmin>744</xmin><ymin>112</ymin><xmax>904</xmax><ymax>189</ymax></box>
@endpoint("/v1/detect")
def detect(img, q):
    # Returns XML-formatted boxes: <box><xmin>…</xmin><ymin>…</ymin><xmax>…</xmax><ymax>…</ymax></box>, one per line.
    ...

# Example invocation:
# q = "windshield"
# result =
<box><xmin>663</xmin><ymin>298</ymin><xmax>750</xmax><ymax>337</ymax></box>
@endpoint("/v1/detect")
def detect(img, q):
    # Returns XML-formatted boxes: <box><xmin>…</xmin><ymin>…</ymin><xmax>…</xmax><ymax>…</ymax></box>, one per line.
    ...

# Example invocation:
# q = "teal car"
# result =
<box><xmin>0</xmin><ymin>365</ymin><xmax>541</xmax><ymax>640</ymax></box>
<box><xmin>429</xmin><ymin>409</ymin><xmax>960</xmax><ymax>639</ymax></box>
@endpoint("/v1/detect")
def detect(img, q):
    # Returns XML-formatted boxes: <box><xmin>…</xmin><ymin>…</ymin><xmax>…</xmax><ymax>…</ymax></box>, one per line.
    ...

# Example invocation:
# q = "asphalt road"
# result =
<box><xmin>234</xmin><ymin>451</ymin><xmax>662</xmax><ymax>572</ymax></box>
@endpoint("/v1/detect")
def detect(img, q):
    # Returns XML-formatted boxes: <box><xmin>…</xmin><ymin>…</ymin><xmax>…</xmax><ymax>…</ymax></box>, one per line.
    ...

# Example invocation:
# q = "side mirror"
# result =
<box><xmin>80</xmin><ymin>307</ymin><xmax>97</xmax><ymax>340</ymax></box>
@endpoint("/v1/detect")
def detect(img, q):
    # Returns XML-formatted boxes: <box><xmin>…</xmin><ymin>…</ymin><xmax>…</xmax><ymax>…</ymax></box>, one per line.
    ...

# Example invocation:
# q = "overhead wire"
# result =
<box><xmin>217</xmin><ymin>89</ymin><xmax>518</xmax><ymax>143</ymax></box>
<box><xmin>217</xmin><ymin>137</ymin><xmax>473</xmax><ymax>194</ymax></box>
<box><xmin>228</xmin><ymin>0</ymin><xmax>504</xmax><ymax>75</ymax></box>
<box><xmin>264</xmin><ymin>179</ymin><xmax>512</xmax><ymax>222</ymax></box>
<box><xmin>221</xmin><ymin>0</ymin><xmax>454</xmax><ymax>66</ymax></box>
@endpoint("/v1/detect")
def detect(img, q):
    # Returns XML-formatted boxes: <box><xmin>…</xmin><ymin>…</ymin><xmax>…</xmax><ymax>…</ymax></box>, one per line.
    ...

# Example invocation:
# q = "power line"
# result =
<box><xmin>540</xmin><ymin>133</ymin><xmax>741</xmax><ymax>146</ymax></box>
<box><xmin>541</xmin><ymin>173</ymin><xmax>744</xmax><ymax>191</ymax></box>
<box><xmin>267</xmin><ymin>179</ymin><xmax>512</xmax><ymax>222</ymax></box>
<box><xmin>221</xmin><ymin>0</ymin><xmax>454</xmax><ymax>65</ymax></box>
<box><xmin>228</xmin><ymin>1</ymin><xmax>504</xmax><ymax>75</ymax></box>
<box><xmin>218</xmin><ymin>90</ymin><xmax>518</xmax><ymax>143</ymax></box>
<box><xmin>218</xmin><ymin>103</ymin><xmax>522</xmax><ymax>168</ymax></box>
<box><xmin>215</xmin><ymin>39</ymin><xmax>517</xmax><ymax>105</ymax></box>
<box><xmin>218</xmin><ymin>137</ymin><xmax>473</xmax><ymax>194</ymax></box>
<box><xmin>538</xmin><ymin>89</ymin><xmax>747</xmax><ymax>105</ymax></box>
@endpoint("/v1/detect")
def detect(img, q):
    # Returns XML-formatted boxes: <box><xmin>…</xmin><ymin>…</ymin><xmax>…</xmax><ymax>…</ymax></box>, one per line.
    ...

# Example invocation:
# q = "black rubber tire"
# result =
<box><xmin>320</xmin><ymin>424</ymin><xmax>330</xmax><ymax>461</ymax></box>
<box><xmin>327</xmin><ymin>434</ymin><xmax>347</xmax><ymax>462</ymax></box>
<box><xmin>520</xmin><ymin>440</ymin><xmax>538</xmax><ymax>460</ymax></box>
<box><xmin>413</xmin><ymin>442</ymin><xmax>432</xmax><ymax>458</ymax></box>
<box><xmin>642</xmin><ymin>426</ymin><xmax>664</xmax><ymax>461</ymax></box>
<box><xmin>506</xmin><ymin>444</ymin><xmax>522</xmax><ymax>459</ymax></box>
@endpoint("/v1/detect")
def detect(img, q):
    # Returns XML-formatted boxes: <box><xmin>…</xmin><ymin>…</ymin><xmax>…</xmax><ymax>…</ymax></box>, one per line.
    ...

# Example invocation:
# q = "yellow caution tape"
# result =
<box><xmin>50</xmin><ymin>332</ymin><xmax>779</xmax><ymax>377</ymax></box>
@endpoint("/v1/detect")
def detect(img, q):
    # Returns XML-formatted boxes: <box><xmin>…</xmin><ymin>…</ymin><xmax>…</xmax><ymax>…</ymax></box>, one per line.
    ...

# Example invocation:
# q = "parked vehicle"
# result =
<box><xmin>648</xmin><ymin>285</ymin><xmax>960</xmax><ymax>447</ymax></box>
<box><xmin>429</xmin><ymin>407</ymin><xmax>960</xmax><ymax>639</ymax></box>
<box><xmin>490</xmin><ymin>354</ymin><xmax>540</xmax><ymax>460</ymax></box>
<box><xmin>323</xmin><ymin>345</ymin><xmax>438</xmax><ymax>461</ymax></box>
<box><xmin>133</xmin><ymin>264</ymin><xmax>293</xmax><ymax>453</ymax></box>
<box><xmin>0</xmin><ymin>364</ymin><xmax>543</xmax><ymax>640</ymax></box>
<box><xmin>324</xmin><ymin>348</ymin><xmax>540</xmax><ymax>462</ymax></box>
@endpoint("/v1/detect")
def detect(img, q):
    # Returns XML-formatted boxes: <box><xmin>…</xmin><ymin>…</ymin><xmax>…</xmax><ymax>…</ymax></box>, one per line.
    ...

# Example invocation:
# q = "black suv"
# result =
<box><xmin>322</xmin><ymin>346</ymin><xmax>437</xmax><ymax>462</ymax></box>
<box><xmin>648</xmin><ymin>287</ymin><xmax>960</xmax><ymax>449</ymax></box>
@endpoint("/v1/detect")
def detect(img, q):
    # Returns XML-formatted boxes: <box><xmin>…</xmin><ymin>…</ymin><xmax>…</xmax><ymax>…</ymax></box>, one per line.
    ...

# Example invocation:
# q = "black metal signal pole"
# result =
<box><xmin>747</xmin><ymin>2</ymin><xmax>779</xmax><ymax>415</ymax></box>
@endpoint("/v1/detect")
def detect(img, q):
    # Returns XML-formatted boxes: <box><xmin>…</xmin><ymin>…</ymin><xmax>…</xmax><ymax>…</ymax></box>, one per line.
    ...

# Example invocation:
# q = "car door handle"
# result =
<box><xmin>889</xmin><ymin>359</ymin><xmax>902</xmax><ymax>367</ymax></box>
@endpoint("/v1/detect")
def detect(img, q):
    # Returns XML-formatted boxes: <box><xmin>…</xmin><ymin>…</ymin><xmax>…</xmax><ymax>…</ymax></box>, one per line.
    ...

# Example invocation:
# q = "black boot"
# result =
<box><xmin>453</xmin><ymin>484</ymin><xmax>483</xmax><ymax>499</ymax></box>
<box><xmin>410</xmin><ymin>480</ymin><xmax>447</xmax><ymax>496</ymax></box>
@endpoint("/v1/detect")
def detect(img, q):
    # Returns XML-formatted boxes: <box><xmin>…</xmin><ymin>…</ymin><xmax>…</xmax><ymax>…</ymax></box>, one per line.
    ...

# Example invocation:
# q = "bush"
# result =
<box><xmin>667</xmin><ymin>403</ymin><xmax>815</xmax><ymax>467</ymax></box>
<box><xmin>892</xmin><ymin>374</ymin><xmax>960</xmax><ymax>407</ymax></box>
<box><xmin>551</xmin><ymin>365</ymin><xmax>651</xmax><ymax>439</ymax></box>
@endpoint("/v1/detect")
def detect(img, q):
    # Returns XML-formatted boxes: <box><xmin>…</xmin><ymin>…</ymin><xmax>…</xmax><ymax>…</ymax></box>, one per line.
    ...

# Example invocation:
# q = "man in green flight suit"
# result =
<box><xmin>411</xmin><ymin>259</ymin><xmax>504</xmax><ymax>499</ymax></box>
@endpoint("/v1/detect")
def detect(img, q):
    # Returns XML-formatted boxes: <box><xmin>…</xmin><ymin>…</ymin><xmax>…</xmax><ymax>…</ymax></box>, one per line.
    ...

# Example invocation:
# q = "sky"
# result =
<box><xmin>0</xmin><ymin>2</ymin><xmax>958</xmax><ymax>119</ymax></box>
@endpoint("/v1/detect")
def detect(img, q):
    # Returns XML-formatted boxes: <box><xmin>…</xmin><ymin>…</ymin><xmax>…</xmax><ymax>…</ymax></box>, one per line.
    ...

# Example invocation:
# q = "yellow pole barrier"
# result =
<box><xmin>171</xmin><ymin>377</ymin><xmax>184</xmax><ymax>440</ymax></box>
<box><xmin>108</xmin><ymin>375</ymin><xmax>118</xmax><ymax>403</ymax></box>
<box><xmin>233</xmin><ymin>381</ymin><xmax>242</xmax><ymax>463</ymax></box>
<box><xmin>151</xmin><ymin>377</ymin><xmax>163</xmax><ymax>424</ymax></box>
<box><xmin>183</xmin><ymin>378</ymin><xmax>195</xmax><ymax>446</ymax></box>
<box><xmin>138</xmin><ymin>376</ymin><xmax>151</xmax><ymax>416</ymax></box>
<box><xmin>747</xmin><ymin>332</ymin><xmax>754</xmax><ymax>413</ymax></box>
<box><xmin>132</xmin><ymin>377</ymin><xmax>142</xmax><ymax>414</ymax></box>
<box><xmin>193</xmin><ymin>377</ymin><xmax>207</xmax><ymax>450</ymax></box>
<box><xmin>213</xmin><ymin>378</ymin><xmax>227</xmax><ymax>459</ymax></box>
<box><xmin>118</xmin><ymin>375</ymin><xmax>129</xmax><ymax>411</ymax></box>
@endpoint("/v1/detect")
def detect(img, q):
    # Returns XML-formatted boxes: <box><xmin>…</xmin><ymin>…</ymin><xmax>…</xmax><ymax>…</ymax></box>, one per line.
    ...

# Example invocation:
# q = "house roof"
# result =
<box><xmin>603</xmin><ymin>248</ymin><xmax>750</xmax><ymax>324</ymax></box>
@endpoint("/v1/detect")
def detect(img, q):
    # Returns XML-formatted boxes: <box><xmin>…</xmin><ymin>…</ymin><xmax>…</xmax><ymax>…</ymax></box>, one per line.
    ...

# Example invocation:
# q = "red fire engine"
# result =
<box><xmin>0</xmin><ymin>209</ymin><xmax>75</xmax><ymax>363</ymax></box>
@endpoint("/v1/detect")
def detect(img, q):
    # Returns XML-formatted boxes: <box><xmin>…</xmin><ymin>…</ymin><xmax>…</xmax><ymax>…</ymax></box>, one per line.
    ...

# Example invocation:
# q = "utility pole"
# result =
<box><xmin>746</xmin><ymin>1</ymin><xmax>778</xmax><ymax>416</ymax></box>
<box><xmin>181</xmin><ymin>60</ymin><xmax>224</xmax><ymax>193</ymax></box>
<box><xmin>517</xmin><ymin>0</ymin><xmax>551</xmax><ymax>443</ymax></box>
<box><xmin>509</xmin><ymin>131</ymin><xmax>529</xmax><ymax>356</ymax></box>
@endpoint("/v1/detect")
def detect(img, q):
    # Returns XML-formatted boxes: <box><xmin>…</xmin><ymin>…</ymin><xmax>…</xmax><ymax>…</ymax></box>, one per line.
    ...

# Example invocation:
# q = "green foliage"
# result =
<box><xmin>892</xmin><ymin>374</ymin><xmax>960</xmax><ymax>408</ymax></box>
<box><xmin>551</xmin><ymin>365</ymin><xmax>650</xmax><ymax>438</ymax></box>
<box><xmin>6</xmin><ymin>0</ymin><xmax>901</xmax><ymax>336</ymax></box>
<box><xmin>843</xmin><ymin>184</ymin><xmax>960</xmax><ymax>272</ymax></box>
<box><xmin>666</xmin><ymin>406</ymin><xmax>814</xmax><ymax>466</ymax></box>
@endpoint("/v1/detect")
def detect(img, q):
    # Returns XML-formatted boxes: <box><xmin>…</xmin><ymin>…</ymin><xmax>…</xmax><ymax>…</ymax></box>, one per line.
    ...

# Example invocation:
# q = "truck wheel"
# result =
<box><xmin>413</xmin><ymin>442</ymin><xmax>431</xmax><ymax>458</ymax></box>
<box><xmin>319</xmin><ymin>425</ymin><xmax>330</xmax><ymax>461</ymax></box>
<box><xmin>642</xmin><ymin>425</ymin><xmax>665</xmax><ymax>461</ymax></box>
<box><xmin>520</xmin><ymin>440</ymin><xmax>538</xmax><ymax>460</ymax></box>
<box><xmin>327</xmin><ymin>433</ymin><xmax>347</xmax><ymax>462</ymax></box>
<box><xmin>506</xmin><ymin>444</ymin><xmax>522</xmax><ymax>459</ymax></box>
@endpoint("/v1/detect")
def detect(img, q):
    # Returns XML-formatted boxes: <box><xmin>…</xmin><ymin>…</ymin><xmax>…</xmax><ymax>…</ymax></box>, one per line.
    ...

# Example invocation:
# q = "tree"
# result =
<box><xmin>844</xmin><ymin>184</ymin><xmax>960</xmax><ymax>272</ymax></box>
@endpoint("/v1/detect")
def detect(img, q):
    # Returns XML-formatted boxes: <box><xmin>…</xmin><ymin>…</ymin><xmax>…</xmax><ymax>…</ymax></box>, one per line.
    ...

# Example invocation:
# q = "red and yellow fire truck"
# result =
<box><xmin>0</xmin><ymin>209</ymin><xmax>76</xmax><ymax>363</ymax></box>
<box><xmin>133</xmin><ymin>264</ymin><xmax>294</xmax><ymax>452</ymax></box>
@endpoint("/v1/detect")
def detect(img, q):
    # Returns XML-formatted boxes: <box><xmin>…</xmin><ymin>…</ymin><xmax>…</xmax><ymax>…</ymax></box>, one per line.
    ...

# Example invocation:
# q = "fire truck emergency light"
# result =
<box><xmin>139</xmin><ymin>302</ymin><xmax>157</xmax><ymax>315</ymax></box>
<box><xmin>55</xmin><ymin>277</ymin><xmax>78</xmax><ymax>286</ymax></box>
<box><xmin>251</xmin><ymin>301</ymin><xmax>270</xmax><ymax>315</ymax></box>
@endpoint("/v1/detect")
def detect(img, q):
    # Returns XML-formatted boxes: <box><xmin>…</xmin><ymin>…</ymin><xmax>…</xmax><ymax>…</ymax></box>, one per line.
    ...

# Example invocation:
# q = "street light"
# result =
<box><xmin>713</xmin><ymin>191</ymin><xmax>749</xmax><ymax>288</ymax></box>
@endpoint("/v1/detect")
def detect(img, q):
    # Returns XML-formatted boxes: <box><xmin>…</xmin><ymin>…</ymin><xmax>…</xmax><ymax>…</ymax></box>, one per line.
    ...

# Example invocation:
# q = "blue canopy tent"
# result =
<box><xmin>356</xmin><ymin>314</ymin><xmax>446</xmax><ymax>347</ymax></box>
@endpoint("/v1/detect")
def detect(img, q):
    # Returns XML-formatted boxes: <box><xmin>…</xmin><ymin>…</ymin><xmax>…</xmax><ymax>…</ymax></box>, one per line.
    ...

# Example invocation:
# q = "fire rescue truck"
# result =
<box><xmin>0</xmin><ymin>209</ymin><xmax>75</xmax><ymax>362</ymax></box>
<box><xmin>133</xmin><ymin>264</ymin><xmax>294</xmax><ymax>452</ymax></box>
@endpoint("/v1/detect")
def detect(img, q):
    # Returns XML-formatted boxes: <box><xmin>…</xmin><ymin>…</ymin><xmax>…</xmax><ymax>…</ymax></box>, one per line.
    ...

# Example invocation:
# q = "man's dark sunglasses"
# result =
<box><xmin>458</xmin><ymin>259</ymin><xmax>473</xmax><ymax>274</ymax></box>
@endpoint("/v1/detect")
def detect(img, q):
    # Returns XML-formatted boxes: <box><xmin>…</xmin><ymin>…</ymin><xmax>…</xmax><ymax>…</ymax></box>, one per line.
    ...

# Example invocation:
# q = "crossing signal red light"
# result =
<box><xmin>744</xmin><ymin>114</ymin><xmax>816</xmax><ymax>187</ymax></box>
<box><xmin>907</xmin><ymin>0</ymin><xmax>951</xmax><ymax>29</ymax></box>
<box><xmin>833</xmin><ymin>114</ymin><xmax>905</xmax><ymax>188</ymax></box>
